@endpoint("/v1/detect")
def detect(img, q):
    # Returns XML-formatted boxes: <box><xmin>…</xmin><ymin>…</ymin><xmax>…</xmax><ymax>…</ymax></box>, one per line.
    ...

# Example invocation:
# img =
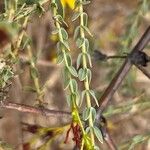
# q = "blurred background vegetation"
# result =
<box><xmin>0</xmin><ymin>0</ymin><xmax>150</xmax><ymax>149</ymax></box>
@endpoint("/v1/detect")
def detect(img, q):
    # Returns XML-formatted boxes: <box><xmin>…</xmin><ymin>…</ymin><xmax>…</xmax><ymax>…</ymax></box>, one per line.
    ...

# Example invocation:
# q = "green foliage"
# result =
<box><xmin>0</xmin><ymin>0</ymin><xmax>150</xmax><ymax>149</ymax></box>
<box><xmin>0</xmin><ymin>60</ymin><xmax>13</xmax><ymax>88</ymax></box>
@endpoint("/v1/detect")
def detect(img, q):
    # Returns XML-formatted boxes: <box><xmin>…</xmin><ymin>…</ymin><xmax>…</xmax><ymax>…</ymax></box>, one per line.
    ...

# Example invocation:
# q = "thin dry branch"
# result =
<box><xmin>96</xmin><ymin>26</ymin><xmax>150</xmax><ymax>119</ymax></box>
<box><xmin>0</xmin><ymin>101</ymin><xmax>71</xmax><ymax>118</ymax></box>
<box><xmin>136</xmin><ymin>65</ymin><xmax>150</xmax><ymax>79</ymax></box>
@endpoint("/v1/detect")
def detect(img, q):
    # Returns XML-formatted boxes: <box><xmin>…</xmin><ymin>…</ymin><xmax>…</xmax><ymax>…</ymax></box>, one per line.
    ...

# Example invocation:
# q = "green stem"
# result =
<box><xmin>14</xmin><ymin>16</ymin><xmax>29</xmax><ymax>56</ymax></box>
<box><xmin>27</xmin><ymin>45</ymin><xmax>43</xmax><ymax>104</ymax></box>
<box><xmin>79</xmin><ymin>1</ymin><xmax>95</xmax><ymax>144</ymax></box>
<box><xmin>51</xmin><ymin>1</ymin><xmax>86</xmax><ymax>136</ymax></box>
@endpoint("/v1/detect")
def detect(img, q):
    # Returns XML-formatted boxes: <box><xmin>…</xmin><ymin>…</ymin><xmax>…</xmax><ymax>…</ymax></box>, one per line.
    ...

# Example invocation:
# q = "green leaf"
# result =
<box><xmin>91</xmin><ymin>107</ymin><xmax>96</xmax><ymax>122</ymax></box>
<box><xmin>74</xmin><ymin>26</ymin><xmax>80</xmax><ymax>39</ymax></box>
<box><xmin>60</xmin><ymin>27</ymin><xmax>68</xmax><ymax>40</ymax></box>
<box><xmin>57</xmin><ymin>41</ymin><xmax>61</xmax><ymax>52</ymax></box>
<box><xmin>66</xmin><ymin>94</ymin><xmax>71</xmax><ymax>107</ymax></box>
<box><xmin>82</xmin><ymin>107</ymin><xmax>91</xmax><ymax>121</ymax></box>
<box><xmin>85</xmin><ymin>127</ymin><xmax>90</xmax><ymax>134</ymax></box>
<box><xmin>65</xmin><ymin>53</ymin><xmax>72</xmax><ymax>66</ymax></box>
<box><xmin>72</xmin><ymin>12</ymin><xmax>81</xmax><ymax>21</ymax></box>
<box><xmin>93</xmin><ymin>126</ymin><xmax>103</xmax><ymax>143</ymax></box>
<box><xmin>63</xmin><ymin>67</ymin><xmax>70</xmax><ymax>89</ymax></box>
<box><xmin>89</xmin><ymin>90</ymin><xmax>99</xmax><ymax>106</ymax></box>
<box><xmin>81</xmin><ymin>25</ymin><xmax>93</xmax><ymax>36</ymax></box>
<box><xmin>87</xmin><ymin>69</ymin><xmax>92</xmax><ymax>83</ymax></box>
<box><xmin>68</xmin><ymin>66</ymin><xmax>78</xmax><ymax>77</ymax></box>
<box><xmin>62</xmin><ymin>41</ymin><xmax>70</xmax><ymax>51</ymax></box>
<box><xmin>76</xmin><ymin>37</ymin><xmax>85</xmax><ymax>48</ymax></box>
<box><xmin>76</xmin><ymin>53</ymin><xmax>82</xmax><ymax>69</ymax></box>
<box><xmin>86</xmin><ymin>53</ymin><xmax>92</xmax><ymax>67</ymax></box>
<box><xmin>70</xmin><ymin>79</ymin><xmax>78</xmax><ymax>93</ymax></box>
<box><xmin>74</xmin><ymin>91</ymin><xmax>80</xmax><ymax>106</ymax></box>
<box><xmin>80</xmin><ymin>90</ymin><xmax>86</xmax><ymax>106</ymax></box>
<box><xmin>78</xmin><ymin>68</ymin><xmax>87</xmax><ymax>81</ymax></box>
<box><xmin>84</xmin><ymin>38</ymin><xmax>89</xmax><ymax>51</ymax></box>
<box><xmin>57</xmin><ymin>53</ymin><xmax>64</xmax><ymax>64</ymax></box>
<box><xmin>83</xmin><ymin>12</ymin><xmax>88</xmax><ymax>27</ymax></box>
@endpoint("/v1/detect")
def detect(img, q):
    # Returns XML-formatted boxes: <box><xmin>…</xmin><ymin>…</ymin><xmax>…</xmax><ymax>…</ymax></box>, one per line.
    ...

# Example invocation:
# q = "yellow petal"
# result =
<box><xmin>66</xmin><ymin>0</ymin><xmax>75</xmax><ymax>9</ymax></box>
<box><xmin>61</xmin><ymin>0</ymin><xmax>75</xmax><ymax>9</ymax></box>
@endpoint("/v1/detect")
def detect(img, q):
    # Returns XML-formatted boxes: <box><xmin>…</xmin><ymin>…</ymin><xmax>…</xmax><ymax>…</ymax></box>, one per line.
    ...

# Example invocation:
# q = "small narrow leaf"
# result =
<box><xmin>66</xmin><ymin>94</ymin><xmax>71</xmax><ymax>107</ymax></box>
<box><xmin>62</xmin><ymin>41</ymin><xmax>70</xmax><ymax>51</ymax></box>
<box><xmin>76</xmin><ymin>53</ymin><xmax>82</xmax><ymax>69</ymax></box>
<box><xmin>84</xmin><ymin>38</ymin><xmax>89</xmax><ymax>51</ymax></box>
<box><xmin>87</xmin><ymin>69</ymin><xmax>92</xmax><ymax>83</ymax></box>
<box><xmin>68</xmin><ymin>66</ymin><xmax>78</xmax><ymax>77</ymax></box>
<box><xmin>83</xmin><ymin>12</ymin><xmax>88</xmax><ymax>27</ymax></box>
<box><xmin>57</xmin><ymin>53</ymin><xmax>64</xmax><ymax>64</ymax></box>
<box><xmin>78</xmin><ymin>68</ymin><xmax>87</xmax><ymax>81</ymax></box>
<box><xmin>64</xmin><ymin>67</ymin><xmax>70</xmax><ymax>89</ymax></box>
<box><xmin>91</xmin><ymin>107</ymin><xmax>96</xmax><ymax>122</ymax></box>
<box><xmin>72</xmin><ymin>12</ymin><xmax>81</xmax><ymax>21</ymax></box>
<box><xmin>73</xmin><ymin>26</ymin><xmax>80</xmax><ymax>39</ymax></box>
<box><xmin>74</xmin><ymin>91</ymin><xmax>80</xmax><ymax>106</ymax></box>
<box><xmin>86</xmin><ymin>53</ymin><xmax>92</xmax><ymax>67</ymax></box>
<box><xmin>82</xmin><ymin>107</ymin><xmax>91</xmax><ymax>121</ymax></box>
<box><xmin>93</xmin><ymin>126</ymin><xmax>103</xmax><ymax>143</ymax></box>
<box><xmin>60</xmin><ymin>27</ymin><xmax>68</xmax><ymax>40</ymax></box>
<box><xmin>76</xmin><ymin>37</ymin><xmax>85</xmax><ymax>48</ymax></box>
<box><xmin>65</xmin><ymin>53</ymin><xmax>72</xmax><ymax>66</ymax></box>
<box><xmin>89</xmin><ymin>90</ymin><xmax>99</xmax><ymax>106</ymax></box>
<box><xmin>70</xmin><ymin>79</ymin><xmax>78</xmax><ymax>93</ymax></box>
<box><xmin>80</xmin><ymin>90</ymin><xmax>86</xmax><ymax>106</ymax></box>
<box><xmin>81</xmin><ymin>25</ymin><xmax>93</xmax><ymax>37</ymax></box>
<box><xmin>85</xmin><ymin>127</ymin><xmax>90</xmax><ymax>134</ymax></box>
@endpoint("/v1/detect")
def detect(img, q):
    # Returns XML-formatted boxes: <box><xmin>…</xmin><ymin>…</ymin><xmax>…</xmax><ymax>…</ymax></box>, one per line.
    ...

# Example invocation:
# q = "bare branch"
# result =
<box><xmin>0</xmin><ymin>101</ymin><xmax>71</xmax><ymax>118</ymax></box>
<box><xmin>96</xmin><ymin>26</ymin><xmax>150</xmax><ymax>119</ymax></box>
<box><xmin>135</xmin><ymin>65</ymin><xmax>150</xmax><ymax>79</ymax></box>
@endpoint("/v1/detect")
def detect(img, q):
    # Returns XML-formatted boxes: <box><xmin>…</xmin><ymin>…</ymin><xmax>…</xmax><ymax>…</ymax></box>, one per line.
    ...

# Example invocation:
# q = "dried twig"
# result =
<box><xmin>0</xmin><ymin>101</ymin><xmax>71</xmax><ymax>118</ymax></box>
<box><xmin>135</xmin><ymin>65</ymin><xmax>150</xmax><ymax>79</ymax></box>
<box><xmin>98</xmin><ymin>117</ymin><xmax>117</xmax><ymax>150</ymax></box>
<box><xmin>96</xmin><ymin>26</ymin><xmax>150</xmax><ymax>120</ymax></box>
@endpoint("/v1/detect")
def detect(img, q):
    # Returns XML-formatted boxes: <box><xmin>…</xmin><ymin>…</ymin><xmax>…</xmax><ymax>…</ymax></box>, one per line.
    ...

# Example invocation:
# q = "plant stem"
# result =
<box><xmin>52</xmin><ymin>0</ymin><xmax>86</xmax><ymax>136</ymax></box>
<box><xmin>27</xmin><ymin>45</ymin><xmax>44</xmax><ymax>104</ymax></box>
<box><xmin>14</xmin><ymin>16</ymin><xmax>29</xmax><ymax>56</ymax></box>
<box><xmin>79</xmin><ymin>2</ymin><xmax>95</xmax><ymax>144</ymax></box>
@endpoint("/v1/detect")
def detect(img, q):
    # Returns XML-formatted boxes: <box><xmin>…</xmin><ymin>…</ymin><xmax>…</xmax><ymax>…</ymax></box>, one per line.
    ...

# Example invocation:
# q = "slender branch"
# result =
<box><xmin>99</xmin><ymin>117</ymin><xmax>117</xmax><ymax>150</ymax></box>
<box><xmin>96</xmin><ymin>25</ymin><xmax>150</xmax><ymax>119</ymax></box>
<box><xmin>135</xmin><ymin>65</ymin><xmax>150</xmax><ymax>79</ymax></box>
<box><xmin>0</xmin><ymin>101</ymin><xmax>71</xmax><ymax>118</ymax></box>
<box><xmin>104</xmin><ymin>132</ymin><xmax>117</xmax><ymax>150</ymax></box>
